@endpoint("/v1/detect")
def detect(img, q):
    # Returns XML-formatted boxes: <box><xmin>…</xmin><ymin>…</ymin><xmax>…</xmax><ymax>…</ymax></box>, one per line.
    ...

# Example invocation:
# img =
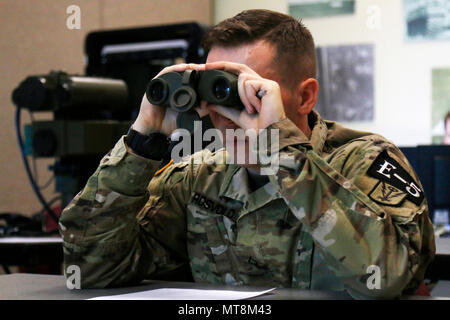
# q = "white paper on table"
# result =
<box><xmin>88</xmin><ymin>287</ymin><xmax>276</xmax><ymax>300</ymax></box>
<box><xmin>0</xmin><ymin>237</ymin><xmax>62</xmax><ymax>244</ymax></box>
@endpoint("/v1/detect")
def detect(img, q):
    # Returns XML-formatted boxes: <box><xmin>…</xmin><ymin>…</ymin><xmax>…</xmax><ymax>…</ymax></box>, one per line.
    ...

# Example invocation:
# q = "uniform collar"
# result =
<box><xmin>322</xmin><ymin>117</ymin><xmax>373</xmax><ymax>149</ymax></box>
<box><xmin>218</xmin><ymin>163</ymin><xmax>249</xmax><ymax>203</ymax></box>
<box><xmin>218</xmin><ymin>111</ymin><xmax>328</xmax><ymax>204</ymax></box>
<box><xmin>218</xmin><ymin>163</ymin><xmax>283</xmax><ymax>215</ymax></box>
<box><xmin>308</xmin><ymin>110</ymin><xmax>328</xmax><ymax>155</ymax></box>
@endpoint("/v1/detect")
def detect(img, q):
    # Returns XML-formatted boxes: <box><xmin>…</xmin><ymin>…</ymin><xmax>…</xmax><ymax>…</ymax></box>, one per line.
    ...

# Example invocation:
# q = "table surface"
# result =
<box><xmin>1</xmin><ymin>273</ymin><xmax>449</xmax><ymax>300</ymax></box>
<box><xmin>1</xmin><ymin>236</ymin><xmax>449</xmax><ymax>252</ymax></box>
<box><xmin>0</xmin><ymin>238</ymin><xmax>449</xmax><ymax>299</ymax></box>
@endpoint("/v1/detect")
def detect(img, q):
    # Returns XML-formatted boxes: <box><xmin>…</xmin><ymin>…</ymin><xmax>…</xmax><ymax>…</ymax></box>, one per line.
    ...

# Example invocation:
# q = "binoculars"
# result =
<box><xmin>146</xmin><ymin>70</ymin><xmax>244</xmax><ymax>132</ymax></box>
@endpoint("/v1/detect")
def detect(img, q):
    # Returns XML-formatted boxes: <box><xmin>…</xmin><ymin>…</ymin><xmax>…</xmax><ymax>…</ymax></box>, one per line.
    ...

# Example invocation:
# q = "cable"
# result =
<box><xmin>36</xmin><ymin>196</ymin><xmax>62</xmax><ymax>216</ymax></box>
<box><xmin>27</xmin><ymin>110</ymin><xmax>55</xmax><ymax>190</ymax></box>
<box><xmin>15</xmin><ymin>107</ymin><xmax>60</xmax><ymax>223</ymax></box>
<box><xmin>37</xmin><ymin>174</ymin><xmax>55</xmax><ymax>190</ymax></box>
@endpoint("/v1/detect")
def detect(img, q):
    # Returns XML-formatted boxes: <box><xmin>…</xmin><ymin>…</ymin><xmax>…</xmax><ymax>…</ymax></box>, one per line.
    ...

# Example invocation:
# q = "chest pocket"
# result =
<box><xmin>186</xmin><ymin>194</ymin><xmax>242</xmax><ymax>285</ymax></box>
<box><xmin>236</xmin><ymin>202</ymin><xmax>304</xmax><ymax>287</ymax></box>
<box><xmin>291</xmin><ymin>224</ymin><xmax>314</xmax><ymax>289</ymax></box>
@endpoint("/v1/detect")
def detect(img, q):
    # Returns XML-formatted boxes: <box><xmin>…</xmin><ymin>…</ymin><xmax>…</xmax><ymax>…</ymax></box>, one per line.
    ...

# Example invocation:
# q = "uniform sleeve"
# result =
<box><xmin>59</xmin><ymin>136</ymin><xmax>193</xmax><ymax>288</ymax></box>
<box><xmin>265</xmin><ymin>119</ymin><xmax>435</xmax><ymax>299</ymax></box>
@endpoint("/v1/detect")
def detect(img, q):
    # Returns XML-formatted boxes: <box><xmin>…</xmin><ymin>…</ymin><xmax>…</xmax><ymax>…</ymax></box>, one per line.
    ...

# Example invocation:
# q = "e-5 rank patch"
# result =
<box><xmin>367</xmin><ymin>150</ymin><xmax>424</xmax><ymax>206</ymax></box>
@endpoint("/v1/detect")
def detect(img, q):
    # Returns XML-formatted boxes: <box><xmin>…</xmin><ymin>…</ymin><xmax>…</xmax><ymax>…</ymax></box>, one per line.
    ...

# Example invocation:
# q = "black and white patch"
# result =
<box><xmin>367</xmin><ymin>150</ymin><xmax>424</xmax><ymax>206</ymax></box>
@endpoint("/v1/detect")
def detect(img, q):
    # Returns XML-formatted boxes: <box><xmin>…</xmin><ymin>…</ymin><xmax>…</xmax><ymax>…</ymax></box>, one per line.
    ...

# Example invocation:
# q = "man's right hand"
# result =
<box><xmin>132</xmin><ymin>63</ymin><xmax>206</xmax><ymax>136</ymax></box>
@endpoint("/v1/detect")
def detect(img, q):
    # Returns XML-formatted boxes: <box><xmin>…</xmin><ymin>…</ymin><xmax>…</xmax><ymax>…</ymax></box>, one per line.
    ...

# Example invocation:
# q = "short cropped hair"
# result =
<box><xmin>202</xmin><ymin>9</ymin><xmax>317</xmax><ymax>87</ymax></box>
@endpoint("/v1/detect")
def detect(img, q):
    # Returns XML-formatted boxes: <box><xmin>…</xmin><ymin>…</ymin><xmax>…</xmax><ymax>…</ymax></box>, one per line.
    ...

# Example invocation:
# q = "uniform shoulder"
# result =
<box><xmin>175</xmin><ymin>147</ymin><xmax>228</xmax><ymax>168</ymax></box>
<box><xmin>153</xmin><ymin>148</ymin><xmax>228</xmax><ymax>178</ymax></box>
<box><xmin>330</xmin><ymin>133</ymin><xmax>427</xmax><ymax>218</ymax></box>
<box><xmin>328</xmin><ymin>130</ymin><xmax>397</xmax><ymax>159</ymax></box>
<box><xmin>148</xmin><ymin>147</ymin><xmax>228</xmax><ymax>195</ymax></box>
<box><xmin>330</xmin><ymin>131</ymin><xmax>412</xmax><ymax>179</ymax></box>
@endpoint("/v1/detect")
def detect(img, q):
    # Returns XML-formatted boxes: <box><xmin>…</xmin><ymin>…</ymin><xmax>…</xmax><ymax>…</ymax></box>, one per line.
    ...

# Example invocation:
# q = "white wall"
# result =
<box><xmin>214</xmin><ymin>0</ymin><xmax>450</xmax><ymax>146</ymax></box>
<box><xmin>0</xmin><ymin>0</ymin><xmax>212</xmax><ymax>215</ymax></box>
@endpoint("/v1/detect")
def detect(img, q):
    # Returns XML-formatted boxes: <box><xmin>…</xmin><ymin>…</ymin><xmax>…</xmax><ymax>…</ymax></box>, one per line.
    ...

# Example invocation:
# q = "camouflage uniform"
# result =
<box><xmin>59</xmin><ymin>111</ymin><xmax>435</xmax><ymax>299</ymax></box>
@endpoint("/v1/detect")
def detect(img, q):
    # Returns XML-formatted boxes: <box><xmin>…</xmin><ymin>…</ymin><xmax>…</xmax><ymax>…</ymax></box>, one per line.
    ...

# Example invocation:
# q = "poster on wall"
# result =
<box><xmin>432</xmin><ymin>68</ymin><xmax>450</xmax><ymax>144</ymax></box>
<box><xmin>289</xmin><ymin>0</ymin><xmax>355</xmax><ymax>19</ymax></box>
<box><xmin>314</xmin><ymin>44</ymin><xmax>374</xmax><ymax>122</ymax></box>
<box><xmin>404</xmin><ymin>0</ymin><xmax>450</xmax><ymax>41</ymax></box>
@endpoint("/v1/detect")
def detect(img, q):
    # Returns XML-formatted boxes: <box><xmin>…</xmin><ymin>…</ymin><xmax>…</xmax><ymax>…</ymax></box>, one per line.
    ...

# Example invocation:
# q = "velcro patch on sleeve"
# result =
<box><xmin>191</xmin><ymin>192</ymin><xmax>239</xmax><ymax>221</ymax></box>
<box><xmin>369</xmin><ymin>181</ymin><xmax>407</xmax><ymax>207</ymax></box>
<box><xmin>367</xmin><ymin>150</ymin><xmax>424</xmax><ymax>206</ymax></box>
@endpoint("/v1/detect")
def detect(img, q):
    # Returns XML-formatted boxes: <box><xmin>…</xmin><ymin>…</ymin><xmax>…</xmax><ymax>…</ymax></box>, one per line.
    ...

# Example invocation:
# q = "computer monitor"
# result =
<box><xmin>400</xmin><ymin>145</ymin><xmax>450</xmax><ymax>223</ymax></box>
<box><xmin>85</xmin><ymin>22</ymin><xmax>210</xmax><ymax>118</ymax></box>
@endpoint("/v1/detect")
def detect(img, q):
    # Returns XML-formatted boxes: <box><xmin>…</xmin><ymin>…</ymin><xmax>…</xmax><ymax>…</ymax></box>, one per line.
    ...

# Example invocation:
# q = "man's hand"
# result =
<box><xmin>205</xmin><ymin>61</ymin><xmax>286</xmax><ymax>131</ymax></box>
<box><xmin>133</xmin><ymin>63</ymin><xmax>206</xmax><ymax>135</ymax></box>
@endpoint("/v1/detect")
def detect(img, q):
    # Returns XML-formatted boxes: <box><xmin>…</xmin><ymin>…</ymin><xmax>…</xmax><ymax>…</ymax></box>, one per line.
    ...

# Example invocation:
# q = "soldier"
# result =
<box><xmin>444</xmin><ymin>111</ymin><xmax>450</xmax><ymax>145</ymax></box>
<box><xmin>59</xmin><ymin>9</ymin><xmax>435</xmax><ymax>299</ymax></box>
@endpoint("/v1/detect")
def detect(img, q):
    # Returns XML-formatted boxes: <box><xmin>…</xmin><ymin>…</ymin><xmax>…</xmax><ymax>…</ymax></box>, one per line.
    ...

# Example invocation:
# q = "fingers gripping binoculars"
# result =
<box><xmin>146</xmin><ymin>70</ymin><xmax>244</xmax><ymax>132</ymax></box>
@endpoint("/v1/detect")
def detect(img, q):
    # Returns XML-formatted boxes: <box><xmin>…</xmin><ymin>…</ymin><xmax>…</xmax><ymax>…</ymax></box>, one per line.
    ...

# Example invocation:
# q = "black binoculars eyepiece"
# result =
<box><xmin>212</xmin><ymin>78</ymin><xmax>231</xmax><ymax>100</ymax></box>
<box><xmin>147</xmin><ymin>79</ymin><xmax>168</xmax><ymax>105</ymax></box>
<box><xmin>146</xmin><ymin>69</ymin><xmax>244</xmax><ymax>132</ymax></box>
<box><xmin>146</xmin><ymin>70</ymin><xmax>244</xmax><ymax>132</ymax></box>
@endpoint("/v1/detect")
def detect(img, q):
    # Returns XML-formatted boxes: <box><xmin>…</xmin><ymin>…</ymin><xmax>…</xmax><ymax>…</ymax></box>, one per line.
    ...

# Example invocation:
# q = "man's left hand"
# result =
<box><xmin>205</xmin><ymin>61</ymin><xmax>286</xmax><ymax>130</ymax></box>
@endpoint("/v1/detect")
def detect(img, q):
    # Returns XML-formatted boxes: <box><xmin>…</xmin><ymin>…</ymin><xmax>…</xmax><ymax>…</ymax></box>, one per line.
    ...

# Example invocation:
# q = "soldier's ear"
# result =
<box><xmin>297</xmin><ymin>78</ymin><xmax>319</xmax><ymax>115</ymax></box>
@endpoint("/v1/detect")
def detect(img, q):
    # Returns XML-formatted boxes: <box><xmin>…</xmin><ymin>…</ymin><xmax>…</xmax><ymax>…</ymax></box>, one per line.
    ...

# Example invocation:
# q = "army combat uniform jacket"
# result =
<box><xmin>59</xmin><ymin>111</ymin><xmax>435</xmax><ymax>299</ymax></box>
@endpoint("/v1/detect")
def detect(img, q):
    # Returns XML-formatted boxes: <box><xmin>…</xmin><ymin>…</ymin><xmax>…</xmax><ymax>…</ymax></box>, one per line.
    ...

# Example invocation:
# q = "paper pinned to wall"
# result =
<box><xmin>289</xmin><ymin>0</ymin><xmax>355</xmax><ymax>19</ymax></box>
<box><xmin>404</xmin><ymin>0</ymin><xmax>450</xmax><ymax>41</ymax></box>
<box><xmin>315</xmin><ymin>44</ymin><xmax>375</xmax><ymax>122</ymax></box>
<box><xmin>88</xmin><ymin>287</ymin><xmax>276</xmax><ymax>300</ymax></box>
